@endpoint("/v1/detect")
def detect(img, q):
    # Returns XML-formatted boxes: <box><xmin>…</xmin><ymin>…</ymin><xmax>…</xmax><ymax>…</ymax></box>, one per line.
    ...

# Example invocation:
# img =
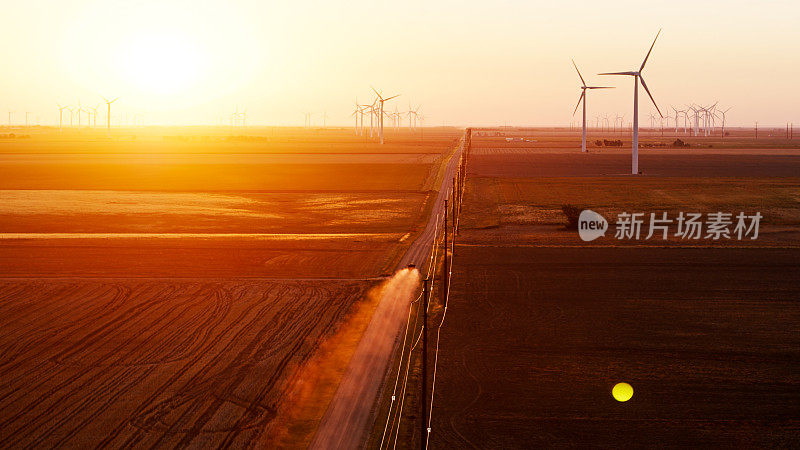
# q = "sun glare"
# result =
<box><xmin>117</xmin><ymin>31</ymin><xmax>204</xmax><ymax>95</ymax></box>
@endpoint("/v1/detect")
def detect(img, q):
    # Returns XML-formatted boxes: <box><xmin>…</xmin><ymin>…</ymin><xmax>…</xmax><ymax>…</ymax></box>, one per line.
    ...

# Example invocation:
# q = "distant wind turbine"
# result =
<box><xmin>57</xmin><ymin>104</ymin><xmax>69</xmax><ymax>131</ymax></box>
<box><xmin>371</xmin><ymin>87</ymin><xmax>399</xmax><ymax>144</ymax></box>
<box><xmin>717</xmin><ymin>107</ymin><xmax>732</xmax><ymax>138</ymax></box>
<box><xmin>101</xmin><ymin>96</ymin><xmax>118</xmax><ymax>131</ymax></box>
<box><xmin>600</xmin><ymin>29</ymin><xmax>663</xmax><ymax>174</ymax></box>
<box><xmin>352</xmin><ymin>100</ymin><xmax>366</xmax><ymax>135</ymax></box>
<box><xmin>90</xmin><ymin>104</ymin><xmax>100</xmax><ymax>127</ymax></box>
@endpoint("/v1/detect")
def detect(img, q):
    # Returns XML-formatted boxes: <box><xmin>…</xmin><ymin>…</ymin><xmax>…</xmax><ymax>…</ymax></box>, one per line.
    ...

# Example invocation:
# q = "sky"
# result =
<box><xmin>1</xmin><ymin>0</ymin><xmax>798</xmax><ymax>127</ymax></box>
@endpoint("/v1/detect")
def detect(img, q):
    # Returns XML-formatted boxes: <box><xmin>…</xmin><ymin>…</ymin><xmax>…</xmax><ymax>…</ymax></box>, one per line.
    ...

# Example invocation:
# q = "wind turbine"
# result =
<box><xmin>572</xmin><ymin>59</ymin><xmax>611</xmax><ymax>153</ymax></box>
<box><xmin>25</xmin><ymin>112</ymin><xmax>32</xmax><ymax>127</ymax></box>
<box><xmin>232</xmin><ymin>105</ymin><xmax>240</xmax><ymax>127</ymax></box>
<box><xmin>57</xmin><ymin>104</ymin><xmax>69</xmax><ymax>131</ymax></box>
<box><xmin>717</xmin><ymin>107</ymin><xmax>732</xmax><ymax>138</ymax></box>
<box><xmin>321</xmin><ymin>111</ymin><xmax>328</xmax><ymax>128</ymax></box>
<box><xmin>90</xmin><ymin>104</ymin><xmax>100</xmax><ymax>127</ymax></box>
<box><xmin>670</xmin><ymin>106</ymin><xmax>681</xmax><ymax>134</ymax></box>
<box><xmin>352</xmin><ymin>102</ymin><xmax>362</xmax><ymax>135</ymax></box>
<box><xmin>412</xmin><ymin>105</ymin><xmax>422</xmax><ymax>129</ymax></box>
<box><xmin>600</xmin><ymin>29</ymin><xmax>663</xmax><ymax>175</ymax></box>
<box><xmin>371</xmin><ymin>87</ymin><xmax>399</xmax><ymax>144</ymax></box>
<box><xmin>102</xmin><ymin>96</ymin><xmax>118</xmax><ymax>131</ymax></box>
<box><xmin>365</xmin><ymin>103</ymin><xmax>375</xmax><ymax>137</ymax></box>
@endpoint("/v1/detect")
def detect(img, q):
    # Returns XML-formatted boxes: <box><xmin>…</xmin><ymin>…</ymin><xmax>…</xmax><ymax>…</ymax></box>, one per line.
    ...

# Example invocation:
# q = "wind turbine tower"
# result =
<box><xmin>572</xmin><ymin>59</ymin><xmax>613</xmax><ymax>153</ymax></box>
<box><xmin>600</xmin><ymin>29</ymin><xmax>663</xmax><ymax>174</ymax></box>
<box><xmin>352</xmin><ymin>103</ymin><xmax>361</xmax><ymax>135</ymax></box>
<box><xmin>57</xmin><ymin>104</ymin><xmax>69</xmax><ymax>131</ymax></box>
<box><xmin>717</xmin><ymin>107</ymin><xmax>732</xmax><ymax>138</ymax></box>
<box><xmin>371</xmin><ymin>87</ymin><xmax>399</xmax><ymax>144</ymax></box>
<box><xmin>91</xmin><ymin>105</ymin><xmax>100</xmax><ymax>127</ymax></box>
<box><xmin>102</xmin><ymin>96</ymin><xmax>118</xmax><ymax>131</ymax></box>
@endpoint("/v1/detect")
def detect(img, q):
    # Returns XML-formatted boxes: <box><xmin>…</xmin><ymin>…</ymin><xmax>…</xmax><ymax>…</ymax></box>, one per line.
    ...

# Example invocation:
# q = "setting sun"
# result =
<box><xmin>117</xmin><ymin>30</ymin><xmax>205</xmax><ymax>95</ymax></box>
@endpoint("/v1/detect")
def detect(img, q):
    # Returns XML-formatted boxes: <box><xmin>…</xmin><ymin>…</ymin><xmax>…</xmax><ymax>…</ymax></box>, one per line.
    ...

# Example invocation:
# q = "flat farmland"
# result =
<box><xmin>460</xmin><ymin>176</ymin><xmax>800</xmax><ymax>247</ymax></box>
<box><xmin>0</xmin><ymin>278</ymin><xmax>368</xmax><ymax>448</ymax></box>
<box><xmin>0</xmin><ymin>155</ymin><xmax>436</xmax><ymax>191</ymax></box>
<box><xmin>0</xmin><ymin>128</ymin><xmax>461</xmax><ymax>447</ymax></box>
<box><xmin>469</xmin><ymin>147</ymin><xmax>800</xmax><ymax>177</ymax></box>
<box><xmin>430</xmin><ymin>246</ymin><xmax>800</xmax><ymax>448</ymax></box>
<box><xmin>425</xmin><ymin>132</ymin><xmax>800</xmax><ymax>448</ymax></box>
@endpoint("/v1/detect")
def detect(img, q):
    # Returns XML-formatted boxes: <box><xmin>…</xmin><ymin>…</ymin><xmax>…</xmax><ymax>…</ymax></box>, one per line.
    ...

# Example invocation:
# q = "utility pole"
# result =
<box><xmin>421</xmin><ymin>277</ymin><xmax>428</xmax><ymax>450</ymax></box>
<box><xmin>755</xmin><ymin>122</ymin><xmax>758</xmax><ymax>140</ymax></box>
<box><xmin>443</xmin><ymin>200</ymin><xmax>448</xmax><ymax>309</ymax></box>
<box><xmin>452</xmin><ymin>178</ymin><xmax>456</xmax><ymax>227</ymax></box>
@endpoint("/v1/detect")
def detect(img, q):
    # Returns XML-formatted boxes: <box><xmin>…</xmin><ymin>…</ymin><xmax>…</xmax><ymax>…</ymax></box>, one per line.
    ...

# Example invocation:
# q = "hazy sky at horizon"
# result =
<box><xmin>1</xmin><ymin>0</ymin><xmax>798</xmax><ymax>127</ymax></box>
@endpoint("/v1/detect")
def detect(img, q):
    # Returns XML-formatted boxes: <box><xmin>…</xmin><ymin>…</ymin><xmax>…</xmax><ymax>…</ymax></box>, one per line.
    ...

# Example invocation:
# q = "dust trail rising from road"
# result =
<box><xmin>265</xmin><ymin>268</ymin><xmax>421</xmax><ymax>448</ymax></box>
<box><xmin>354</xmin><ymin>267</ymin><xmax>422</xmax><ymax>365</ymax></box>
<box><xmin>307</xmin><ymin>267</ymin><xmax>420</xmax><ymax>449</ymax></box>
<box><xmin>379</xmin><ymin>267</ymin><xmax>421</xmax><ymax>308</ymax></box>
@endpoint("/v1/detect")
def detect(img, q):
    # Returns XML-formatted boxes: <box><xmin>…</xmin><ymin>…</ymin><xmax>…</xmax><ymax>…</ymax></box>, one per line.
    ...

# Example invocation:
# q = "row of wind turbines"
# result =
<box><xmin>664</xmin><ymin>104</ymin><xmax>733</xmax><ymax>137</ymax></box>
<box><xmin>572</xmin><ymin>29</ymin><xmax>744</xmax><ymax>174</ymax></box>
<box><xmin>351</xmin><ymin>88</ymin><xmax>423</xmax><ymax>144</ymax></box>
<box><xmin>572</xmin><ymin>29</ymin><xmax>663</xmax><ymax>174</ymax></box>
<box><xmin>53</xmin><ymin>97</ymin><xmax>118</xmax><ymax>131</ymax></box>
<box><xmin>574</xmin><ymin>103</ymin><xmax>733</xmax><ymax>138</ymax></box>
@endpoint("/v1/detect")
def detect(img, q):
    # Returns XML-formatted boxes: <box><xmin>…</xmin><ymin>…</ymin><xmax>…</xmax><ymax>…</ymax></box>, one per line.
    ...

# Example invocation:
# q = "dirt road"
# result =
<box><xmin>310</xmin><ymin>137</ymin><xmax>464</xmax><ymax>449</ymax></box>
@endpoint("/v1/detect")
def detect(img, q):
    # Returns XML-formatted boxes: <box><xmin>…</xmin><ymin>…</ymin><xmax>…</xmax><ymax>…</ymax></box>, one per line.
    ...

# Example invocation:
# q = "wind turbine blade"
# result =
<box><xmin>640</xmin><ymin>28</ymin><xmax>662</xmax><ymax>72</ymax></box>
<box><xmin>598</xmin><ymin>71</ymin><xmax>637</xmax><ymax>76</ymax></box>
<box><xmin>371</xmin><ymin>86</ymin><xmax>383</xmax><ymax>101</ymax></box>
<box><xmin>573</xmin><ymin>91</ymin><xmax>585</xmax><ymax>116</ymax></box>
<box><xmin>385</xmin><ymin>94</ymin><xmax>400</xmax><ymax>101</ymax></box>
<box><xmin>639</xmin><ymin>76</ymin><xmax>662</xmax><ymax>117</ymax></box>
<box><xmin>111</xmin><ymin>98</ymin><xmax>119</xmax><ymax>103</ymax></box>
<box><xmin>571</xmin><ymin>59</ymin><xmax>586</xmax><ymax>87</ymax></box>
<box><xmin>586</xmin><ymin>86</ymin><xmax>614</xmax><ymax>89</ymax></box>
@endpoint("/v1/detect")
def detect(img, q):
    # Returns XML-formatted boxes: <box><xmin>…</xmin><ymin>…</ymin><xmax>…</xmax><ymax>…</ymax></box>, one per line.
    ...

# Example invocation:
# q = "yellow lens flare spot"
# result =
<box><xmin>612</xmin><ymin>382</ymin><xmax>634</xmax><ymax>402</ymax></box>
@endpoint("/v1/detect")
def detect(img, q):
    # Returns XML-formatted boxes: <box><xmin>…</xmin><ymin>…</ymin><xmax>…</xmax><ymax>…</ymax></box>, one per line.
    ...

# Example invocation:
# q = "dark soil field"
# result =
<box><xmin>0</xmin><ymin>127</ymin><xmax>461</xmax><ymax>448</ymax></box>
<box><xmin>0</xmin><ymin>278</ymin><xmax>369</xmax><ymax>448</ymax></box>
<box><xmin>421</xmin><ymin>131</ymin><xmax>800</xmax><ymax>448</ymax></box>
<box><xmin>430</xmin><ymin>246</ymin><xmax>800</xmax><ymax>448</ymax></box>
<box><xmin>470</xmin><ymin>146</ymin><xmax>800</xmax><ymax>177</ymax></box>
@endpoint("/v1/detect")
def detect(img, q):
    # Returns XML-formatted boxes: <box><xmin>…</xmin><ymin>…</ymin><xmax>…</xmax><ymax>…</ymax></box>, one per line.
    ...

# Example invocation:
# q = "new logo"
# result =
<box><xmin>578</xmin><ymin>210</ymin><xmax>608</xmax><ymax>241</ymax></box>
